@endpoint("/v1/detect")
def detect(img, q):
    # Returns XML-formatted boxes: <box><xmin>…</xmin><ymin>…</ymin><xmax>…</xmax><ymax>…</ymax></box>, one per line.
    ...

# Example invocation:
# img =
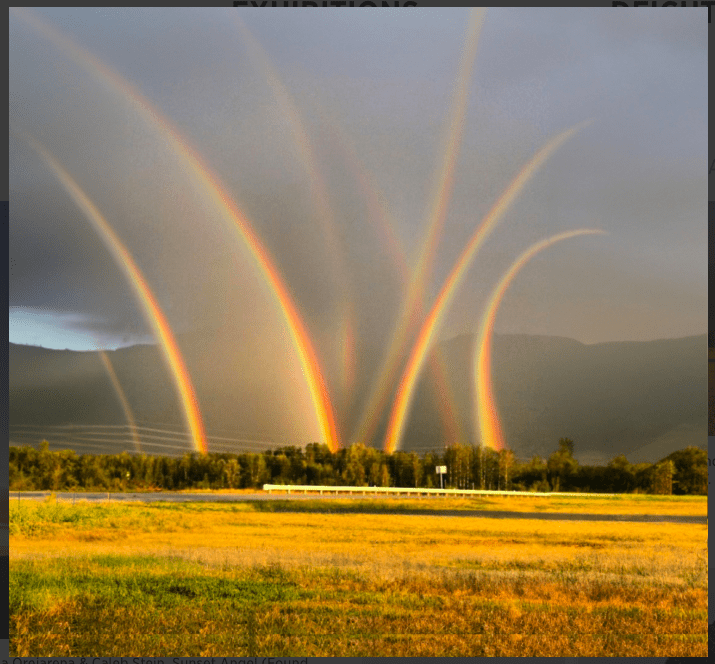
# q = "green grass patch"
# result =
<box><xmin>10</xmin><ymin>553</ymin><xmax>707</xmax><ymax>656</ymax></box>
<box><xmin>10</xmin><ymin>555</ymin><xmax>302</xmax><ymax>615</ymax></box>
<box><xmin>9</xmin><ymin>499</ymin><xmax>200</xmax><ymax>537</ymax></box>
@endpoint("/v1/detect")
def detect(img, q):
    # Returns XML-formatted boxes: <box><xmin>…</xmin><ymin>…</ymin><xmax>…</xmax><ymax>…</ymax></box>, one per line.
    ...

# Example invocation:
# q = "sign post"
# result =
<box><xmin>436</xmin><ymin>465</ymin><xmax>447</xmax><ymax>490</ymax></box>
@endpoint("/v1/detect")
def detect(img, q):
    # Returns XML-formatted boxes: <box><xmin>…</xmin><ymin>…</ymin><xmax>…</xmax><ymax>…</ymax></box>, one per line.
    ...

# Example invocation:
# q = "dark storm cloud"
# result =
<box><xmin>9</xmin><ymin>7</ymin><xmax>706</xmax><ymax>353</ymax></box>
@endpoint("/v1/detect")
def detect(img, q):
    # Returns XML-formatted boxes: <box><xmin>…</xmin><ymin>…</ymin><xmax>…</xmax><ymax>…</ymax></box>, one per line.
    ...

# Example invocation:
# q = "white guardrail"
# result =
<box><xmin>263</xmin><ymin>484</ymin><xmax>620</xmax><ymax>498</ymax></box>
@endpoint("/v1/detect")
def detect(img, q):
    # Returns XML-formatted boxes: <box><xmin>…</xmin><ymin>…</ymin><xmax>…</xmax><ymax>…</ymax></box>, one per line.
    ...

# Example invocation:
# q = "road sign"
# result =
<box><xmin>436</xmin><ymin>465</ymin><xmax>447</xmax><ymax>489</ymax></box>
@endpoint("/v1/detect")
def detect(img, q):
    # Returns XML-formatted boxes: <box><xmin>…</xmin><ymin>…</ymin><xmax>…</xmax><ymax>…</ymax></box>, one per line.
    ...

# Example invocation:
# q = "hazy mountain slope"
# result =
<box><xmin>9</xmin><ymin>333</ymin><xmax>706</xmax><ymax>463</ymax></box>
<box><xmin>438</xmin><ymin>333</ymin><xmax>705</xmax><ymax>462</ymax></box>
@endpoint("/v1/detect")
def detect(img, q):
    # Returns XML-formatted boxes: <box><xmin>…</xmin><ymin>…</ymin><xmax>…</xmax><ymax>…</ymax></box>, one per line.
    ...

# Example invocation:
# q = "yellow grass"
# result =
<box><xmin>10</xmin><ymin>498</ymin><xmax>708</xmax><ymax>656</ymax></box>
<box><xmin>18</xmin><ymin>491</ymin><xmax>708</xmax><ymax>515</ymax></box>
<box><xmin>253</xmin><ymin>493</ymin><xmax>708</xmax><ymax>516</ymax></box>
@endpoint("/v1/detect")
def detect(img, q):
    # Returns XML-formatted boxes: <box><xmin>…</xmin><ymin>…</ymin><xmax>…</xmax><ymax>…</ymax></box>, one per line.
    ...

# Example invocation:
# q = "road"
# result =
<box><xmin>11</xmin><ymin>491</ymin><xmax>706</xmax><ymax>524</ymax></box>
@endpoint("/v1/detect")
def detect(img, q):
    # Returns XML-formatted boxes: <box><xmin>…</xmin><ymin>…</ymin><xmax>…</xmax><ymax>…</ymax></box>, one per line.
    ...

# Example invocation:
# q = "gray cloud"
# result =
<box><xmin>9</xmin><ymin>8</ymin><xmax>706</xmax><ymax>444</ymax></box>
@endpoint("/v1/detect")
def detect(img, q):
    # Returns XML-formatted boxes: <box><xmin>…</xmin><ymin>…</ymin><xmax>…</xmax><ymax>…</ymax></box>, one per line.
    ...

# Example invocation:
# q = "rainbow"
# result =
<box><xmin>97</xmin><ymin>350</ymin><xmax>142</xmax><ymax>453</ymax></box>
<box><xmin>318</xmin><ymin>109</ymin><xmax>464</xmax><ymax>447</ymax></box>
<box><xmin>21</xmin><ymin>133</ymin><xmax>208</xmax><ymax>454</ymax></box>
<box><xmin>13</xmin><ymin>8</ymin><xmax>340</xmax><ymax>452</ymax></box>
<box><xmin>353</xmin><ymin>9</ymin><xmax>485</xmax><ymax>448</ymax></box>
<box><xmin>383</xmin><ymin>120</ymin><xmax>593</xmax><ymax>454</ymax></box>
<box><xmin>350</xmin><ymin>152</ymin><xmax>463</xmax><ymax>447</ymax></box>
<box><xmin>409</xmin><ymin>7</ymin><xmax>486</xmax><ymax>306</ymax></box>
<box><xmin>475</xmin><ymin>229</ymin><xmax>606</xmax><ymax>451</ymax></box>
<box><xmin>340</xmin><ymin>314</ymin><xmax>356</xmax><ymax>411</ymax></box>
<box><xmin>235</xmin><ymin>16</ymin><xmax>357</xmax><ymax>412</ymax></box>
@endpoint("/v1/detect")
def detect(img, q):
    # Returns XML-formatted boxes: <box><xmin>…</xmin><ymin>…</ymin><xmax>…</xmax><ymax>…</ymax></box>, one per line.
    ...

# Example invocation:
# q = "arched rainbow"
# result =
<box><xmin>97</xmin><ymin>350</ymin><xmax>142</xmax><ymax>454</ymax></box>
<box><xmin>355</xmin><ymin>9</ymin><xmax>486</xmax><ymax>449</ymax></box>
<box><xmin>22</xmin><ymin>133</ymin><xmax>208</xmax><ymax>454</ymax></box>
<box><xmin>475</xmin><ymin>229</ymin><xmax>606</xmax><ymax>451</ymax></box>
<box><xmin>322</xmin><ymin>116</ymin><xmax>464</xmax><ymax>448</ymax></box>
<box><xmin>13</xmin><ymin>8</ymin><xmax>340</xmax><ymax>452</ymax></box>
<box><xmin>235</xmin><ymin>16</ymin><xmax>357</xmax><ymax>412</ymax></box>
<box><xmin>384</xmin><ymin>120</ymin><xmax>593</xmax><ymax>454</ymax></box>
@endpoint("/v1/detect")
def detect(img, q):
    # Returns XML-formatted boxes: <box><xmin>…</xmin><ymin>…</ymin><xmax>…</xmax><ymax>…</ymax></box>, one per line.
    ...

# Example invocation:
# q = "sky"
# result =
<box><xmin>8</xmin><ymin>7</ymin><xmax>707</xmax><ymax>448</ymax></box>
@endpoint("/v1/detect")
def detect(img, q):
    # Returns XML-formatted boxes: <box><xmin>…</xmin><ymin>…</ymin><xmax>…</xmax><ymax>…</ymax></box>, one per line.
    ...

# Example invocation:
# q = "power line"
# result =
<box><xmin>10</xmin><ymin>422</ymin><xmax>276</xmax><ymax>446</ymax></box>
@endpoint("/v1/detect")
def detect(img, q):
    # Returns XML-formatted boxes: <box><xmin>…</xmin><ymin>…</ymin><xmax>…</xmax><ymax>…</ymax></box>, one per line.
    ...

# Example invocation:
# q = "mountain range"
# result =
<box><xmin>9</xmin><ymin>333</ymin><xmax>706</xmax><ymax>464</ymax></box>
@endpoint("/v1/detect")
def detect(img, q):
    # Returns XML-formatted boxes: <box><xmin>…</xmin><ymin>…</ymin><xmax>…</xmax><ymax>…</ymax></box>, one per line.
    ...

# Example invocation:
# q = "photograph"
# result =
<box><xmin>9</xmin><ymin>6</ymin><xmax>708</xmax><ymax>657</ymax></box>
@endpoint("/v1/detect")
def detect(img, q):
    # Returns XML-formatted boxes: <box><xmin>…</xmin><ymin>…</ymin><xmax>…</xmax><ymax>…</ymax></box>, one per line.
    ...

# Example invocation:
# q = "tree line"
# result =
<box><xmin>8</xmin><ymin>439</ymin><xmax>707</xmax><ymax>495</ymax></box>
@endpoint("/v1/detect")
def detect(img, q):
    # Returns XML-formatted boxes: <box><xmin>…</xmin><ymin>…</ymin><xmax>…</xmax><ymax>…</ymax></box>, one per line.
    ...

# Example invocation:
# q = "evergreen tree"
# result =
<box><xmin>547</xmin><ymin>438</ymin><xmax>578</xmax><ymax>491</ymax></box>
<box><xmin>652</xmin><ymin>460</ymin><xmax>674</xmax><ymax>495</ymax></box>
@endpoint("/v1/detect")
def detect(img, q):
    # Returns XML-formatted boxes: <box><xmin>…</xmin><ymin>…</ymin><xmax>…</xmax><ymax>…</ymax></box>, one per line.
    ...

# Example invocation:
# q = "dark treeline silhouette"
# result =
<box><xmin>9</xmin><ymin>439</ymin><xmax>707</xmax><ymax>496</ymax></box>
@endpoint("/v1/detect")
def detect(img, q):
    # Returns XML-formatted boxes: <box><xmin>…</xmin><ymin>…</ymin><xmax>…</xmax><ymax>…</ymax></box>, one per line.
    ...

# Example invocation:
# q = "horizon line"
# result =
<box><xmin>10</xmin><ymin>329</ymin><xmax>708</xmax><ymax>354</ymax></box>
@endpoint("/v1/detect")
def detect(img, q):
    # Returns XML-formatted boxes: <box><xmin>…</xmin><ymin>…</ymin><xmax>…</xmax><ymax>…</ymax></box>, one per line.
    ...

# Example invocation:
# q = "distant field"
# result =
<box><xmin>15</xmin><ymin>490</ymin><xmax>708</xmax><ymax>516</ymax></box>
<box><xmin>238</xmin><ymin>493</ymin><xmax>708</xmax><ymax>517</ymax></box>
<box><xmin>10</xmin><ymin>496</ymin><xmax>707</xmax><ymax>656</ymax></box>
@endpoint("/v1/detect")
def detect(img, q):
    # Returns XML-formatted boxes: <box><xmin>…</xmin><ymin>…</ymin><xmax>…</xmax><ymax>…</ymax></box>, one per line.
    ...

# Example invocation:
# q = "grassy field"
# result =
<box><xmin>15</xmin><ymin>490</ymin><xmax>709</xmax><ymax>516</ymax></box>
<box><xmin>10</xmin><ymin>495</ymin><xmax>707</xmax><ymax>656</ymax></box>
<box><xmin>228</xmin><ymin>493</ymin><xmax>708</xmax><ymax>516</ymax></box>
